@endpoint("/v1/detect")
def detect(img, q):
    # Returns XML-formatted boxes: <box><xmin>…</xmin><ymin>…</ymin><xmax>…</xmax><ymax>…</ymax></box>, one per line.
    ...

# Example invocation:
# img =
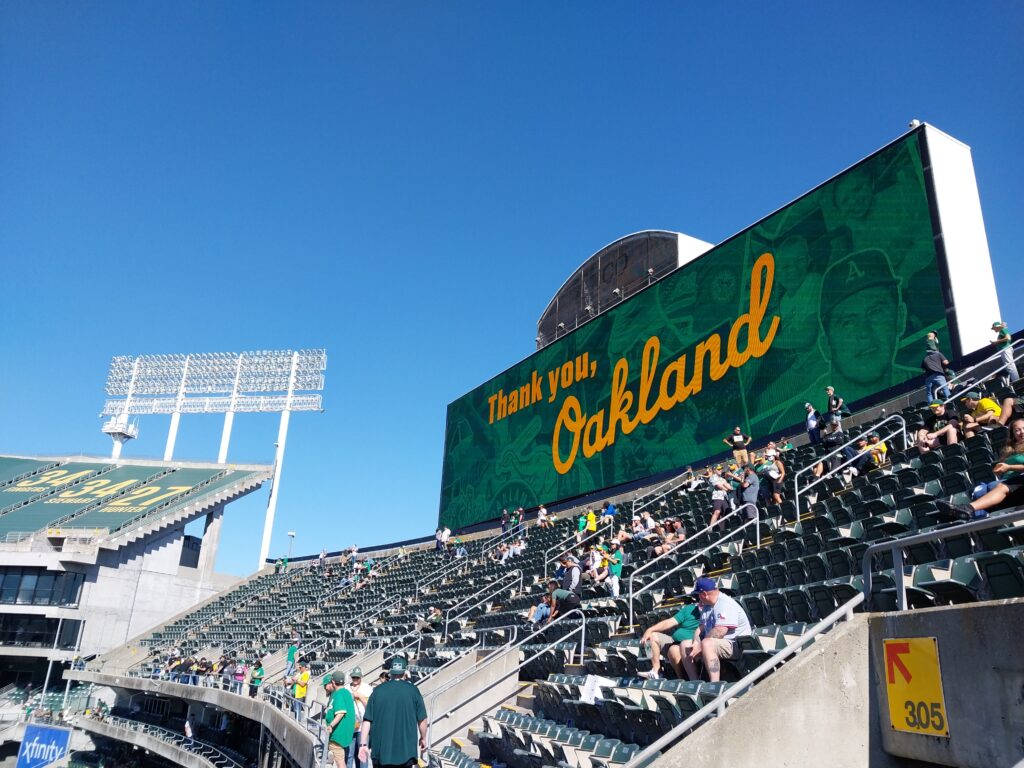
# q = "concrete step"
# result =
<box><xmin>451</xmin><ymin>738</ymin><xmax>480</xmax><ymax>761</ymax></box>
<box><xmin>515</xmin><ymin>682</ymin><xmax>535</xmax><ymax>711</ymax></box>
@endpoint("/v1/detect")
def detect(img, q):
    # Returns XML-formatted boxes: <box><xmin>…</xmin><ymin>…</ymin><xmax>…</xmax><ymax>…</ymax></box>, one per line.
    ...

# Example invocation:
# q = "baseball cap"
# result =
<box><xmin>322</xmin><ymin>674</ymin><xmax>332</xmax><ymax>687</ymax></box>
<box><xmin>961</xmin><ymin>391</ymin><xmax>982</xmax><ymax>400</ymax></box>
<box><xmin>349</xmin><ymin>667</ymin><xmax>363</xmax><ymax>679</ymax></box>
<box><xmin>689</xmin><ymin>577</ymin><xmax>717</xmax><ymax>596</ymax></box>
<box><xmin>389</xmin><ymin>654</ymin><xmax>408</xmax><ymax>675</ymax></box>
<box><xmin>928</xmin><ymin>401</ymin><xmax>943</xmax><ymax>408</ymax></box>
<box><xmin>331</xmin><ymin>670</ymin><xmax>346</xmax><ymax>685</ymax></box>
<box><xmin>804</xmin><ymin>402</ymin><xmax>813</xmax><ymax>409</ymax></box>
<box><xmin>992</xmin><ymin>321</ymin><xmax>1004</xmax><ymax>330</ymax></box>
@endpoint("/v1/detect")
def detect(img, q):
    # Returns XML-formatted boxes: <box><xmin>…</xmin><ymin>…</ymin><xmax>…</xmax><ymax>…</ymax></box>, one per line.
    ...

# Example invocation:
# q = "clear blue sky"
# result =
<box><xmin>1</xmin><ymin>3</ymin><xmax>1021</xmax><ymax>576</ymax></box>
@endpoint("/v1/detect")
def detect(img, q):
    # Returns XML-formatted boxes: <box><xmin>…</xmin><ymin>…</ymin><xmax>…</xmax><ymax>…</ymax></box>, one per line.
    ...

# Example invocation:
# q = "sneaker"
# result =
<box><xmin>935</xmin><ymin>500</ymin><xmax>975</xmax><ymax>522</ymax></box>
<box><xmin>638</xmin><ymin>670</ymin><xmax>661</xmax><ymax>680</ymax></box>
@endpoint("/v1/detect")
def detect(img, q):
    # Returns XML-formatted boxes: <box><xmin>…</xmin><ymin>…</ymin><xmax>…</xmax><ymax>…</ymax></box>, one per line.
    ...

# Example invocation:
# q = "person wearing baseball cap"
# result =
<box><xmin>324</xmin><ymin>670</ymin><xmax>357</xmax><ymax>767</ymax></box>
<box><xmin>990</xmin><ymin>321</ymin><xmax>1020</xmax><ymax>386</ymax></box>
<box><xmin>916</xmin><ymin>401</ymin><xmax>960</xmax><ymax>453</ymax></box>
<box><xmin>359</xmin><ymin>653</ymin><xmax>427</xmax><ymax>768</ymax></box>
<box><xmin>686</xmin><ymin>577</ymin><xmax>752</xmax><ymax>683</ymax></box>
<box><xmin>960</xmin><ymin>390</ymin><xmax>1003</xmax><ymax>439</ymax></box>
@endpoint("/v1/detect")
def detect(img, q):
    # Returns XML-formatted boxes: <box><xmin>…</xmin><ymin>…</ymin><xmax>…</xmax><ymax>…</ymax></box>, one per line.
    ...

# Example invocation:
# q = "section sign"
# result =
<box><xmin>440</xmin><ymin>132</ymin><xmax>947</xmax><ymax>529</ymax></box>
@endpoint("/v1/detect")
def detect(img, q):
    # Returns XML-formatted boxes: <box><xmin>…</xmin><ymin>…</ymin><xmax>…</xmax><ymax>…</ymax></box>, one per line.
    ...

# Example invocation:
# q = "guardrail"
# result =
<box><xmin>0</xmin><ymin>464</ymin><xmax>117</xmax><ymax>519</ymax></box>
<box><xmin>480</xmin><ymin>522</ymin><xmax>530</xmax><ymax>560</ymax></box>
<box><xmin>47</xmin><ymin>467</ymin><xmax>178</xmax><ymax>529</ymax></box>
<box><xmin>937</xmin><ymin>339</ymin><xmax>1024</xmax><ymax>406</ymax></box>
<box><xmin>627</xmin><ymin>504</ymin><xmax>759</xmax><ymax>627</ymax></box>
<box><xmin>631</xmin><ymin>469</ymin><xmax>699</xmax><ymax>518</ymax></box>
<box><xmin>443</xmin><ymin>570</ymin><xmax>523</xmax><ymax>639</ymax></box>
<box><xmin>544</xmin><ymin>516</ymin><xmax>615</xmax><ymax>578</ymax></box>
<box><xmin>862</xmin><ymin>507</ymin><xmax>1024</xmax><ymax>610</ymax></box>
<box><xmin>791</xmin><ymin>414</ymin><xmax>907</xmax><ymax>526</ymax></box>
<box><xmin>425</xmin><ymin>608</ymin><xmax>586</xmax><ymax>748</ymax></box>
<box><xmin>83</xmin><ymin>713</ymin><xmax>248</xmax><ymax>768</ymax></box>
<box><xmin>623</xmin><ymin>592</ymin><xmax>865</xmax><ymax>768</ymax></box>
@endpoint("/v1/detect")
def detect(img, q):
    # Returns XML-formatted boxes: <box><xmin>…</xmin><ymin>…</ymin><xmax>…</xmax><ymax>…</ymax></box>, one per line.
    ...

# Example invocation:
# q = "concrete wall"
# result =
<box><xmin>65</xmin><ymin>670</ymin><xmax>316</xmax><ymax>767</ymax></box>
<box><xmin>868</xmin><ymin>598</ymin><xmax>1024</xmax><ymax>768</ymax></box>
<box><xmin>650</xmin><ymin>615</ymin><xmax>901</xmax><ymax>768</ymax></box>
<box><xmin>74</xmin><ymin>717</ymin><xmax>211</xmax><ymax>768</ymax></box>
<box><xmin>426</xmin><ymin>647</ymin><xmax>521</xmax><ymax>749</ymax></box>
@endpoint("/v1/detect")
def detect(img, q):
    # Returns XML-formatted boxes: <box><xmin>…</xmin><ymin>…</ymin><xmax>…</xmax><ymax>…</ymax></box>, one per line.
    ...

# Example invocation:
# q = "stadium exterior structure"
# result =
<box><xmin>0</xmin><ymin>453</ymin><xmax>270</xmax><ymax>754</ymax></box>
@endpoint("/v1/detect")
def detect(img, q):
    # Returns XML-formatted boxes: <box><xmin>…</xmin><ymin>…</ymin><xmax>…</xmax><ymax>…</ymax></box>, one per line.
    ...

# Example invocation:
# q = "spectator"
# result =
<box><xmin>274</xmin><ymin>558</ymin><xmax>283</xmax><ymax>575</ymax></box>
<box><xmin>184</xmin><ymin>715</ymin><xmax>194</xmax><ymax>739</ymax></box>
<box><xmin>739</xmin><ymin>464</ymin><xmax>760</xmax><ymax>519</ymax></box>
<box><xmin>722</xmin><ymin>426</ymin><xmax>752</xmax><ymax>466</ymax></box>
<box><xmin>233</xmin><ymin>661</ymin><xmax>247</xmax><ymax>695</ymax></box>
<box><xmin>804</xmin><ymin>402</ymin><xmax>823</xmax><ymax>444</ymax></box>
<box><xmin>324</xmin><ymin>670</ymin><xmax>357</xmax><ymax>768</ymax></box>
<box><xmin>454</xmin><ymin>540</ymin><xmax>468</xmax><ymax>559</ymax></box>
<box><xmin>575</xmin><ymin>511</ymin><xmax>587</xmax><ymax>543</ymax></box>
<box><xmin>320</xmin><ymin>548</ymin><xmax>328</xmax><ymax>572</ymax></box>
<box><xmin>526</xmin><ymin>593</ymin><xmax>552</xmax><ymax>625</ymax></box>
<box><xmin>537</xmin><ymin>505</ymin><xmax>551</xmax><ymax>529</ymax></box>
<box><xmin>921</xmin><ymin>346</ymin><xmax>951</xmax><ymax>403</ymax></box>
<box><xmin>651</xmin><ymin>519</ymin><xmax>686</xmax><ymax>558</ymax></box>
<box><xmin>220</xmin><ymin>658</ymin><xmax>235</xmax><ymax>691</ymax></box>
<box><xmin>249</xmin><ymin>661</ymin><xmax>264</xmax><ymax>698</ymax></box>
<box><xmin>603</xmin><ymin>541</ymin><xmax>623</xmax><ymax>597</ymax></box>
<box><xmin>500</xmin><ymin>508</ymin><xmax>510</xmax><ymax>533</ymax></box>
<box><xmin>990</xmin><ymin>321</ymin><xmax>1019</xmax><ymax>385</ymax></box>
<box><xmin>549</xmin><ymin>554</ymin><xmax>582</xmax><ymax>619</ymax></box>
<box><xmin>962</xmin><ymin>418</ymin><xmax>1024</xmax><ymax>511</ymax></box>
<box><xmin>434</xmin><ymin>528</ymin><xmax>443</xmax><ymax>553</ymax></box>
<box><xmin>866</xmin><ymin>432</ymin><xmax>888</xmax><ymax>466</ymax></box>
<box><xmin>358</xmin><ymin>655</ymin><xmax>428</xmax><ymax>768</ymax></box>
<box><xmin>639</xmin><ymin>598</ymin><xmax>702</xmax><ymax>680</ymax></box>
<box><xmin>824</xmin><ymin>386</ymin><xmax>849</xmax><ymax>426</ymax></box>
<box><xmin>285</xmin><ymin>635</ymin><xmax>300</xmax><ymax>677</ymax></box>
<box><xmin>960</xmin><ymin>390</ymin><xmax>1003</xmax><ymax>438</ymax></box>
<box><xmin>585</xmin><ymin>508</ymin><xmax>598</xmax><ymax>534</ymax></box>
<box><xmin>848</xmin><ymin>436</ymin><xmax>874</xmax><ymax>477</ymax></box>
<box><xmin>600</xmin><ymin>501</ymin><xmax>616</xmax><ymax>519</ymax></box>
<box><xmin>917</xmin><ymin>402</ymin><xmax>960</xmax><ymax>452</ymax></box>
<box><xmin>687</xmin><ymin>577</ymin><xmax>752</xmax><ymax>683</ymax></box>
<box><xmin>707</xmin><ymin>469</ymin><xmax>733</xmax><ymax>533</ymax></box>
<box><xmin>820</xmin><ymin>419</ymin><xmax>854</xmax><ymax>471</ymax></box>
<box><xmin>348</xmin><ymin>667</ymin><xmax>373</xmax><ymax>768</ymax></box>
<box><xmin>762</xmin><ymin>452</ymin><xmax>785</xmax><ymax>505</ymax></box>
<box><xmin>440</xmin><ymin>526</ymin><xmax>451</xmax><ymax>550</ymax></box>
<box><xmin>290</xmin><ymin>661</ymin><xmax>310</xmax><ymax>721</ymax></box>
<box><xmin>998</xmin><ymin>392</ymin><xmax>1024</xmax><ymax>426</ymax></box>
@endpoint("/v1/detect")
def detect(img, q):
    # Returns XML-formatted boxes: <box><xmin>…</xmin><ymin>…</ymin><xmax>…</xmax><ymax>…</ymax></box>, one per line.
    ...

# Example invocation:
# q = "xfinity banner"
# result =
<box><xmin>16</xmin><ymin>724</ymin><xmax>71</xmax><ymax>768</ymax></box>
<box><xmin>440</xmin><ymin>132</ymin><xmax>948</xmax><ymax>529</ymax></box>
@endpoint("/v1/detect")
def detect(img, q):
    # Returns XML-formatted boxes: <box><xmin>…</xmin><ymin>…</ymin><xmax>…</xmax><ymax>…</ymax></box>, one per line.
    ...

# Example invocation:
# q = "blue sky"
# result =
<box><xmin>1</xmin><ymin>3</ymin><xmax>1021</xmax><ymax>576</ymax></box>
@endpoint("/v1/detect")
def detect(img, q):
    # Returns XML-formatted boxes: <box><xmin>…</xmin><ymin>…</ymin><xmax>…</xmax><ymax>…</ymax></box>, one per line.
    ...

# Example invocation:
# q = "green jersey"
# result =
<box><xmin>326</xmin><ymin>687</ymin><xmax>357</xmax><ymax>747</ymax></box>
<box><xmin>671</xmin><ymin>604</ymin><xmax>702</xmax><ymax>643</ymax></box>
<box><xmin>364</xmin><ymin>679</ymin><xmax>427</xmax><ymax>766</ymax></box>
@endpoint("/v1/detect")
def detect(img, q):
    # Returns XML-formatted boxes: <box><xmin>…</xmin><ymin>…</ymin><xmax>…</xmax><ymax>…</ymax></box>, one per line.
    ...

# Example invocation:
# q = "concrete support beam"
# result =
<box><xmin>196</xmin><ymin>506</ymin><xmax>224</xmax><ymax>588</ymax></box>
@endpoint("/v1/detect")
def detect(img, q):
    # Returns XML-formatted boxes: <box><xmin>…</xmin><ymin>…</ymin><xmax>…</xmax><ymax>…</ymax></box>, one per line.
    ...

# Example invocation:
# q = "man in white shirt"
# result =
<box><xmin>347</xmin><ymin>667</ymin><xmax>373</xmax><ymax>768</ymax></box>
<box><xmin>687</xmin><ymin>577</ymin><xmax>752</xmax><ymax>682</ymax></box>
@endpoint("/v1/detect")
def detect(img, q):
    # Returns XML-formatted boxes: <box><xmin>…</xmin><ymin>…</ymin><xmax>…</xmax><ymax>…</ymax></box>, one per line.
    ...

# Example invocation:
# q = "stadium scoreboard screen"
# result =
<box><xmin>439</xmin><ymin>131</ymin><xmax>954</xmax><ymax>530</ymax></box>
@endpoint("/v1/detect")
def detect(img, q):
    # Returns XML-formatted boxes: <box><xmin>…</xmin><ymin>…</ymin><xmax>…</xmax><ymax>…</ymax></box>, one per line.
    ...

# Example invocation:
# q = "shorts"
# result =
<box><xmin>328</xmin><ymin>742</ymin><xmax>348</xmax><ymax>766</ymax></box>
<box><xmin>711</xmin><ymin>498</ymin><xmax>728</xmax><ymax>512</ymax></box>
<box><xmin>648</xmin><ymin>632</ymin><xmax>686</xmax><ymax>649</ymax></box>
<box><xmin>703</xmin><ymin>638</ymin><xmax>736</xmax><ymax>659</ymax></box>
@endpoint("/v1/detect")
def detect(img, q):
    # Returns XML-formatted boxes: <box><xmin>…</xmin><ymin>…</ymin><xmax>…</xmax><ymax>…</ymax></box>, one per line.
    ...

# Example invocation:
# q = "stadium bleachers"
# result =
<box><xmin>75</xmin><ymin>371</ymin><xmax>1024</xmax><ymax>768</ymax></box>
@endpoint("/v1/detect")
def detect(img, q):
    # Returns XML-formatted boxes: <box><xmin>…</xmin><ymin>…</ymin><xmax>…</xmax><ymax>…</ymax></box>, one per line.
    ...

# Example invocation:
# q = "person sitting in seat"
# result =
<box><xmin>997</xmin><ymin>393</ymin><xmax>1024</xmax><ymax>426</ymax></box>
<box><xmin>960</xmin><ymin>391</ymin><xmax>1002</xmax><ymax>438</ymax></box>
<box><xmin>917</xmin><ymin>401</ymin><xmax>960</xmax><ymax>452</ymax></box>
<box><xmin>687</xmin><ymin>577</ymin><xmax>752</xmax><ymax>683</ymax></box>
<box><xmin>526</xmin><ymin>593</ymin><xmax>552</xmax><ymax>626</ymax></box>
<box><xmin>638</xmin><ymin>599</ymin><xmax>702</xmax><ymax>680</ymax></box>
<box><xmin>941</xmin><ymin>417</ymin><xmax>1024</xmax><ymax>520</ymax></box>
<box><xmin>866</xmin><ymin>432</ymin><xmax>888</xmax><ymax>467</ymax></box>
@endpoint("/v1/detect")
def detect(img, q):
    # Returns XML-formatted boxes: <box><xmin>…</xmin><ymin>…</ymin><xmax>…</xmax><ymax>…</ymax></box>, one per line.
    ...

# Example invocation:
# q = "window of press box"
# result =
<box><xmin>0</xmin><ymin>567</ymin><xmax>84</xmax><ymax>606</ymax></box>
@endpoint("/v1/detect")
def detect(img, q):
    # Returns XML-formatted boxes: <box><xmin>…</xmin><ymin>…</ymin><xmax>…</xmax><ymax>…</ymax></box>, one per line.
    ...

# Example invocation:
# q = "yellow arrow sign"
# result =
<box><xmin>883</xmin><ymin>636</ymin><xmax>949</xmax><ymax>737</ymax></box>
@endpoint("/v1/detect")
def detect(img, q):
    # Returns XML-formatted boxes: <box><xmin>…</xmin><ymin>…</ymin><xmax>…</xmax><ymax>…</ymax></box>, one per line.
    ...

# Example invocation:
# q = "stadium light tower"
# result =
<box><xmin>100</xmin><ymin>348</ymin><xmax>327</xmax><ymax>567</ymax></box>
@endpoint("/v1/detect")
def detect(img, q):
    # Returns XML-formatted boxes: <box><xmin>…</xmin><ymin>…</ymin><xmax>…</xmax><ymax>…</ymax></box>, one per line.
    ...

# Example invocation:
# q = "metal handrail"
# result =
<box><xmin>425</xmin><ymin>608</ymin><xmax>587</xmax><ymax>748</ymax></box>
<box><xmin>0</xmin><ymin>461</ymin><xmax>62</xmax><ymax>492</ymax></box>
<box><xmin>792</xmin><ymin>414</ymin><xmax>907</xmax><ymax>525</ymax></box>
<box><xmin>631</xmin><ymin>468</ymin><xmax>699</xmax><ymax>517</ymax></box>
<box><xmin>628</xmin><ymin>505</ymin><xmax>760</xmax><ymax>627</ymax></box>
<box><xmin>481</xmin><ymin>521</ymin><xmax>530</xmax><ymax>559</ymax></box>
<box><xmin>92</xmin><ymin>714</ymin><xmax>247</xmax><ymax>768</ymax></box>
<box><xmin>339</xmin><ymin>594</ymin><xmax>403</xmax><ymax>640</ymax></box>
<box><xmin>624</xmin><ymin>592</ymin><xmax>865</xmax><ymax>768</ymax></box>
<box><xmin>938</xmin><ymin>339</ymin><xmax>1024</xmax><ymax>405</ymax></box>
<box><xmin>417</xmin><ymin>549</ymin><xmax>474</xmax><ymax>594</ymax></box>
<box><xmin>544</xmin><ymin>516</ymin><xmax>615</xmax><ymax>578</ymax></box>
<box><xmin>443</xmin><ymin>570</ymin><xmax>523</xmax><ymax>639</ymax></box>
<box><xmin>106</xmin><ymin>469</ymin><xmax>248</xmax><ymax>536</ymax></box>
<box><xmin>862</xmin><ymin>507</ymin><xmax>1024</xmax><ymax>610</ymax></box>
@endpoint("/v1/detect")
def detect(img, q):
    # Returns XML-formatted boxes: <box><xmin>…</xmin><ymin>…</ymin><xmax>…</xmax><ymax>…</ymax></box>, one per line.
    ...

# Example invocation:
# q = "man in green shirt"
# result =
<box><xmin>324</xmin><ymin>671</ymin><xmax>357</xmax><ymax>767</ymax></box>
<box><xmin>605</xmin><ymin>541</ymin><xmax>623</xmax><ymax>597</ymax></box>
<box><xmin>358</xmin><ymin>654</ymin><xmax>427</xmax><ymax>768</ymax></box>
<box><xmin>638</xmin><ymin>601</ymin><xmax>702</xmax><ymax>680</ymax></box>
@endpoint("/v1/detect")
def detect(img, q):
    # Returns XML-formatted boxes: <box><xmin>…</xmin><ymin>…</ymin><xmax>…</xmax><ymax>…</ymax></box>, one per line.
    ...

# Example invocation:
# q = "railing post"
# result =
<box><xmin>893</xmin><ymin>544</ymin><xmax>906</xmax><ymax>611</ymax></box>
